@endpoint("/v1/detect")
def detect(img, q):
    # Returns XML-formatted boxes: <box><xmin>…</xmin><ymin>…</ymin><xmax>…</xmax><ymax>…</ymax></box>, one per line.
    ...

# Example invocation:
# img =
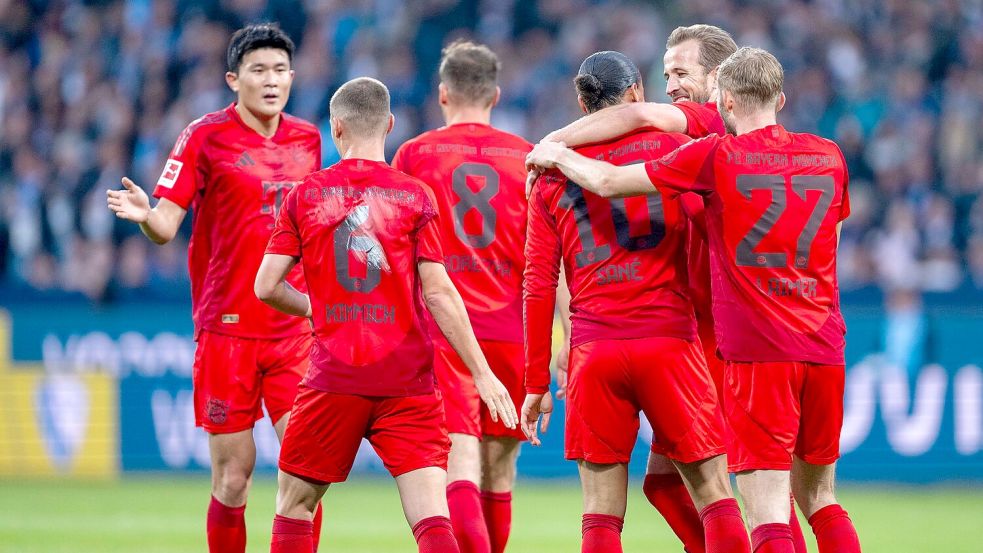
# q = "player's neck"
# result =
<box><xmin>443</xmin><ymin>105</ymin><xmax>493</xmax><ymax>126</ymax></box>
<box><xmin>235</xmin><ymin>103</ymin><xmax>281</xmax><ymax>138</ymax></box>
<box><xmin>735</xmin><ymin>112</ymin><xmax>778</xmax><ymax>135</ymax></box>
<box><xmin>338</xmin><ymin>139</ymin><xmax>387</xmax><ymax>162</ymax></box>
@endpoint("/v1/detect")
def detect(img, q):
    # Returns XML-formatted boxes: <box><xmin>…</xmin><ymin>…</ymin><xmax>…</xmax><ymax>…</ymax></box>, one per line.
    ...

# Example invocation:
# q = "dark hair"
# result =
<box><xmin>439</xmin><ymin>39</ymin><xmax>500</xmax><ymax>106</ymax></box>
<box><xmin>226</xmin><ymin>23</ymin><xmax>295</xmax><ymax>73</ymax></box>
<box><xmin>666</xmin><ymin>24</ymin><xmax>738</xmax><ymax>73</ymax></box>
<box><xmin>574</xmin><ymin>51</ymin><xmax>641</xmax><ymax>113</ymax></box>
<box><xmin>329</xmin><ymin>77</ymin><xmax>391</xmax><ymax>138</ymax></box>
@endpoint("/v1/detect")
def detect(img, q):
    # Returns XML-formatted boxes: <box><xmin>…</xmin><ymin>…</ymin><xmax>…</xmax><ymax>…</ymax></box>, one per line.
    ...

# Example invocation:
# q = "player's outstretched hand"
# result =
<box><xmin>554</xmin><ymin>341</ymin><xmax>570</xmax><ymax>400</ymax></box>
<box><xmin>107</xmin><ymin>177</ymin><xmax>151</xmax><ymax>223</ymax></box>
<box><xmin>525</xmin><ymin>141</ymin><xmax>566</xmax><ymax>172</ymax></box>
<box><xmin>520</xmin><ymin>392</ymin><xmax>553</xmax><ymax>447</ymax></box>
<box><xmin>474</xmin><ymin>371</ymin><xmax>518</xmax><ymax>430</ymax></box>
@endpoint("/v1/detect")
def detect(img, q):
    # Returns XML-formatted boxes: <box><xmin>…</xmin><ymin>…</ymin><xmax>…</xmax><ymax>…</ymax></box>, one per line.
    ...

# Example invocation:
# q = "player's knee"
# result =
<box><xmin>481</xmin><ymin>456</ymin><xmax>517</xmax><ymax>491</ymax></box>
<box><xmin>213</xmin><ymin>469</ymin><xmax>251</xmax><ymax>502</ymax></box>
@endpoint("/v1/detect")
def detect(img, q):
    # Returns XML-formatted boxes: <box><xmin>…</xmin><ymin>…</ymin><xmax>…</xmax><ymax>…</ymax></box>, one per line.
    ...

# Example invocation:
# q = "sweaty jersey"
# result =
<box><xmin>524</xmin><ymin>129</ymin><xmax>696</xmax><ymax>393</ymax></box>
<box><xmin>644</xmin><ymin>124</ymin><xmax>850</xmax><ymax>364</ymax></box>
<box><xmin>392</xmin><ymin>123</ymin><xmax>532</xmax><ymax>343</ymax></box>
<box><xmin>266</xmin><ymin>159</ymin><xmax>444</xmax><ymax>397</ymax></box>
<box><xmin>153</xmin><ymin>103</ymin><xmax>320</xmax><ymax>340</ymax></box>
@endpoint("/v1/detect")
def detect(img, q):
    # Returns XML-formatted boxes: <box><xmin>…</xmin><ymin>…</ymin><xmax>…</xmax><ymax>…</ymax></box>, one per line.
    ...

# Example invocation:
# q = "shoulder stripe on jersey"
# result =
<box><xmin>173</xmin><ymin>111</ymin><xmax>231</xmax><ymax>156</ymax></box>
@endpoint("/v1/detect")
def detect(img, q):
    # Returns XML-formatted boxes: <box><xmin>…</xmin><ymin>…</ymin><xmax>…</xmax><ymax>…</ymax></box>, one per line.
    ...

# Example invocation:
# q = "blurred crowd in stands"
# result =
<box><xmin>1</xmin><ymin>0</ymin><xmax>981</xmax><ymax>306</ymax></box>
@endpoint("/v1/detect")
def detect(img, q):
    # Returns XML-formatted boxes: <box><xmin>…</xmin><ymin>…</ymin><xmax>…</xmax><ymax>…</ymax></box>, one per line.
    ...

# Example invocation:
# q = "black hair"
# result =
<box><xmin>226</xmin><ymin>23</ymin><xmax>295</xmax><ymax>73</ymax></box>
<box><xmin>574</xmin><ymin>51</ymin><xmax>641</xmax><ymax>113</ymax></box>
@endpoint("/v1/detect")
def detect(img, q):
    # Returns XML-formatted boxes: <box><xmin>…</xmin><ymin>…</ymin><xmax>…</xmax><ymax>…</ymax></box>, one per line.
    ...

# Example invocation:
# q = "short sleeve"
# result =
<box><xmin>416</xmin><ymin>185</ymin><xmax>443</xmax><ymax>263</ymax></box>
<box><xmin>153</xmin><ymin>122</ymin><xmax>205</xmax><ymax>209</ymax></box>
<box><xmin>266</xmin><ymin>186</ymin><xmax>302</xmax><ymax>257</ymax></box>
<box><xmin>644</xmin><ymin>135</ymin><xmax>721</xmax><ymax>198</ymax></box>
<box><xmin>675</xmin><ymin>101</ymin><xmax>726</xmax><ymax>139</ymax></box>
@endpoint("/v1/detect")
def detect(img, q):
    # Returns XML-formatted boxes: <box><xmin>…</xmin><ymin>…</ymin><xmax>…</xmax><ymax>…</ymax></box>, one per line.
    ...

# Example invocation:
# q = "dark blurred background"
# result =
<box><xmin>1</xmin><ymin>0</ymin><xmax>981</xmax><ymax>308</ymax></box>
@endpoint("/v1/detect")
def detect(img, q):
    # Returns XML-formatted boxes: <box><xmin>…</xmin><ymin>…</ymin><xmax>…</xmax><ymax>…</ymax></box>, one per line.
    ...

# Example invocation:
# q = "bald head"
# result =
<box><xmin>329</xmin><ymin>77</ymin><xmax>392</xmax><ymax>139</ymax></box>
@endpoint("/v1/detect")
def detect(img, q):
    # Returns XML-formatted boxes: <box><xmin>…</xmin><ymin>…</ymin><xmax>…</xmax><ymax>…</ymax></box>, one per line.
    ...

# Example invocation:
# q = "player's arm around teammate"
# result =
<box><xmin>541</xmin><ymin>25</ymin><xmax>736</xmax><ymax>148</ymax></box>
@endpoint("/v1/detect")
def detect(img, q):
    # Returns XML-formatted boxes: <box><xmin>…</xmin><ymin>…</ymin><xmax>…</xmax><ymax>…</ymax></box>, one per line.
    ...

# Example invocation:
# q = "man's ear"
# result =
<box><xmin>776</xmin><ymin>91</ymin><xmax>787</xmax><ymax>113</ymax></box>
<box><xmin>721</xmin><ymin>89</ymin><xmax>736</xmax><ymax>115</ymax></box>
<box><xmin>438</xmin><ymin>83</ymin><xmax>449</xmax><ymax>106</ymax></box>
<box><xmin>331</xmin><ymin>117</ymin><xmax>343</xmax><ymax>139</ymax></box>
<box><xmin>225</xmin><ymin>71</ymin><xmax>239</xmax><ymax>93</ymax></box>
<box><xmin>489</xmin><ymin>86</ymin><xmax>501</xmax><ymax>108</ymax></box>
<box><xmin>577</xmin><ymin>95</ymin><xmax>588</xmax><ymax>114</ymax></box>
<box><xmin>386</xmin><ymin>113</ymin><xmax>395</xmax><ymax>135</ymax></box>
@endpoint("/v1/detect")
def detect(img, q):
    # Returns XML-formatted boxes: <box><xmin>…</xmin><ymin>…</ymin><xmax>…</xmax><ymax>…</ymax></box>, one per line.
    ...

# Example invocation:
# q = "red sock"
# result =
<box><xmin>271</xmin><ymin>514</ymin><xmax>313</xmax><ymax>553</ymax></box>
<box><xmin>699</xmin><ymin>498</ymin><xmax>751</xmax><ymax>553</ymax></box>
<box><xmin>312</xmin><ymin>503</ymin><xmax>323</xmax><ymax>552</ymax></box>
<box><xmin>447</xmin><ymin>480</ymin><xmax>491</xmax><ymax>553</ymax></box>
<box><xmin>808</xmin><ymin>504</ymin><xmax>861</xmax><ymax>553</ymax></box>
<box><xmin>207</xmin><ymin>496</ymin><xmax>246</xmax><ymax>553</ymax></box>
<box><xmin>788</xmin><ymin>497</ymin><xmax>807</xmax><ymax>553</ymax></box>
<box><xmin>581</xmin><ymin>513</ymin><xmax>624</xmax><ymax>553</ymax></box>
<box><xmin>413</xmin><ymin>516</ymin><xmax>461</xmax><ymax>553</ymax></box>
<box><xmin>643</xmin><ymin>473</ymin><xmax>706</xmax><ymax>553</ymax></box>
<box><xmin>480</xmin><ymin>490</ymin><xmax>512</xmax><ymax>553</ymax></box>
<box><xmin>751</xmin><ymin>523</ymin><xmax>794</xmax><ymax>553</ymax></box>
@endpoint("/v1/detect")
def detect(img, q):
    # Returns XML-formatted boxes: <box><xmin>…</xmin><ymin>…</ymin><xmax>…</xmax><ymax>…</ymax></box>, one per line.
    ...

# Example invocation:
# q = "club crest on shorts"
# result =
<box><xmin>205</xmin><ymin>398</ymin><xmax>230</xmax><ymax>425</ymax></box>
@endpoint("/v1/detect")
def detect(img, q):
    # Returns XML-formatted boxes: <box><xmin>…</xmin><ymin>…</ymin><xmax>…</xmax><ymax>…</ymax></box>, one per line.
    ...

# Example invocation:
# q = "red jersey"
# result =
<box><xmin>644</xmin><ymin>124</ymin><xmax>850</xmax><ymax>364</ymax></box>
<box><xmin>524</xmin><ymin>130</ymin><xmax>696</xmax><ymax>393</ymax></box>
<box><xmin>153</xmin><ymin>103</ymin><xmax>320</xmax><ymax>340</ymax></box>
<box><xmin>392</xmin><ymin>123</ymin><xmax>532</xmax><ymax>343</ymax></box>
<box><xmin>675</xmin><ymin>100</ymin><xmax>726</xmax><ymax>139</ymax></box>
<box><xmin>266</xmin><ymin>159</ymin><xmax>444</xmax><ymax>397</ymax></box>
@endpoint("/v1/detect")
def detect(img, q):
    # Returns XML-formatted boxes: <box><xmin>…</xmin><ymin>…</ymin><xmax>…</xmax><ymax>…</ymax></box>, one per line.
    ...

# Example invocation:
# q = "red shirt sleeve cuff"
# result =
<box><xmin>525</xmin><ymin>385</ymin><xmax>550</xmax><ymax>394</ymax></box>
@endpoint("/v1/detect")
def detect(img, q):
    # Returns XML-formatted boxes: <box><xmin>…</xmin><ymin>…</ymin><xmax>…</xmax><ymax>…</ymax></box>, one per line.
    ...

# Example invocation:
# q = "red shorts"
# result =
<box><xmin>698</xmin><ymin>323</ymin><xmax>726</xmax><ymax>399</ymax></box>
<box><xmin>566</xmin><ymin>336</ymin><xmax>725</xmax><ymax>465</ymax></box>
<box><xmin>278</xmin><ymin>386</ymin><xmax>450</xmax><ymax>483</ymax></box>
<box><xmin>193</xmin><ymin>331</ymin><xmax>312</xmax><ymax>433</ymax></box>
<box><xmin>724</xmin><ymin>361</ymin><xmax>845</xmax><ymax>472</ymax></box>
<box><xmin>433</xmin><ymin>338</ymin><xmax>526</xmax><ymax>441</ymax></box>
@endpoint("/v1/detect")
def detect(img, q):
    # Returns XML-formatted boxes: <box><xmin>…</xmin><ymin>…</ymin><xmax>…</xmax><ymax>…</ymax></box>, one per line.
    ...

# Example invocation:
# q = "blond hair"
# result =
<box><xmin>666</xmin><ymin>24</ymin><xmax>738</xmax><ymax>72</ymax></box>
<box><xmin>329</xmin><ymin>77</ymin><xmax>391</xmax><ymax>138</ymax></box>
<box><xmin>438</xmin><ymin>39</ymin><xmax>500</xmax><ymax>106</ymax></box>
<box><xmin>716</xmin><ymin>47</ymin><xmax>784</xmax><ymax>110</ymax></box>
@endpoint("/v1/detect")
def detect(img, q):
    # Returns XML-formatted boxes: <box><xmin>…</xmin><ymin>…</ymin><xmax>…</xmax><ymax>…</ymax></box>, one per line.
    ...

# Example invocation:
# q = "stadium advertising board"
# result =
<box><xmin>0</xmin><ymin>315</ymin><xmax>117</xmax><ymax>477</ymax></box>
<box><xmin>2</xmin><ymin>303</ymin><xmax>982</xmax><ymax>481</ymax></box>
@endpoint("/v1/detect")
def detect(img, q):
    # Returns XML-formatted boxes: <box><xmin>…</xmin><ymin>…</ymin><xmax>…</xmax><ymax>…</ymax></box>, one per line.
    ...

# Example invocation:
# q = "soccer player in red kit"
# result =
<box><xmin>526</xmin><ymin>47</ymin><xmax>862</xmax><ymax>553</ymax></box>
<box><xmin>521</xmin><ymin>51</ymin><xmax>751</xmax><ymax>553</ymax></box>
<box><xmin>393</xmin><ymin>41</ymin><xmax>531</xmax><ymax>553</ymax></box>
<box><xmin>106</xmin><ymin>24</ymin><xmax>323</xmax><ymax>553</ymax></box>
<box><xmin>539</xmin><ymin>25</ymin><xmax>812</xmax><ymax>552</ymax></box>
<box><xmin>255</xmin><ymin>77</ymin><xmax>518</xmax><ymax>553</ymax></box>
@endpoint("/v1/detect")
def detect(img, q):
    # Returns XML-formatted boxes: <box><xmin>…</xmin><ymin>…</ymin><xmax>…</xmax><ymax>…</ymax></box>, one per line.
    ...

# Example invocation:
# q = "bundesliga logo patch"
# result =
<box><xmin>156</xmin><ymin>159</ymin><xmax>183</xmax><ymax>189</ymax></box>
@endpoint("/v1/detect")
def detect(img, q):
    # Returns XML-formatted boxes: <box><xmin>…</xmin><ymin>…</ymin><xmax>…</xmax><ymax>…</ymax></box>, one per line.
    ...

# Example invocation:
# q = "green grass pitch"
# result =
<box><xmin>1</xmin><ymin>476</ymin><xmax>981</xmax><ymax>552</ymax></box>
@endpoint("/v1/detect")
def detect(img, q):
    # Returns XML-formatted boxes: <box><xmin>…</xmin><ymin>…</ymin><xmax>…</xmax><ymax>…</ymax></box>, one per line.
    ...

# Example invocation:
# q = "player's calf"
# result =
<box><xmin>271</xmin><ymin>471</ymin><xmax>328</xmax><ymax>553</ymax></box>
<box><xmin>675</xmin><ymin>455</ymin><xmax>751</xmax><ymax>553</ymax></box>
<box><xmin>395</xmin><ymin>467</ymin><xmax>461</xmax><ymax>553</ymax></box>
<box><xmin>479</xmin><ymin>436</ymin><xmax>519</xmax><ymax>553</ymax></box>
<box><xmin>643</xmin><ymin>452</ymin><xmax>705</xmax><ymax>553</ymax></box>
<box><xmin>791</xmin><ymin>460</ymin><xmax>861</xmax><ymax>553</ymax></box>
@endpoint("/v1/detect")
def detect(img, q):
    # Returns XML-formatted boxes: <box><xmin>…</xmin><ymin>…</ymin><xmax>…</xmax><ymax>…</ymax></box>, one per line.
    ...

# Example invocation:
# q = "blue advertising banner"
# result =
<box><xmin>3</xmin><ymin>302</ymin><xmax>982</xmax><ymax>481</ymax></box>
